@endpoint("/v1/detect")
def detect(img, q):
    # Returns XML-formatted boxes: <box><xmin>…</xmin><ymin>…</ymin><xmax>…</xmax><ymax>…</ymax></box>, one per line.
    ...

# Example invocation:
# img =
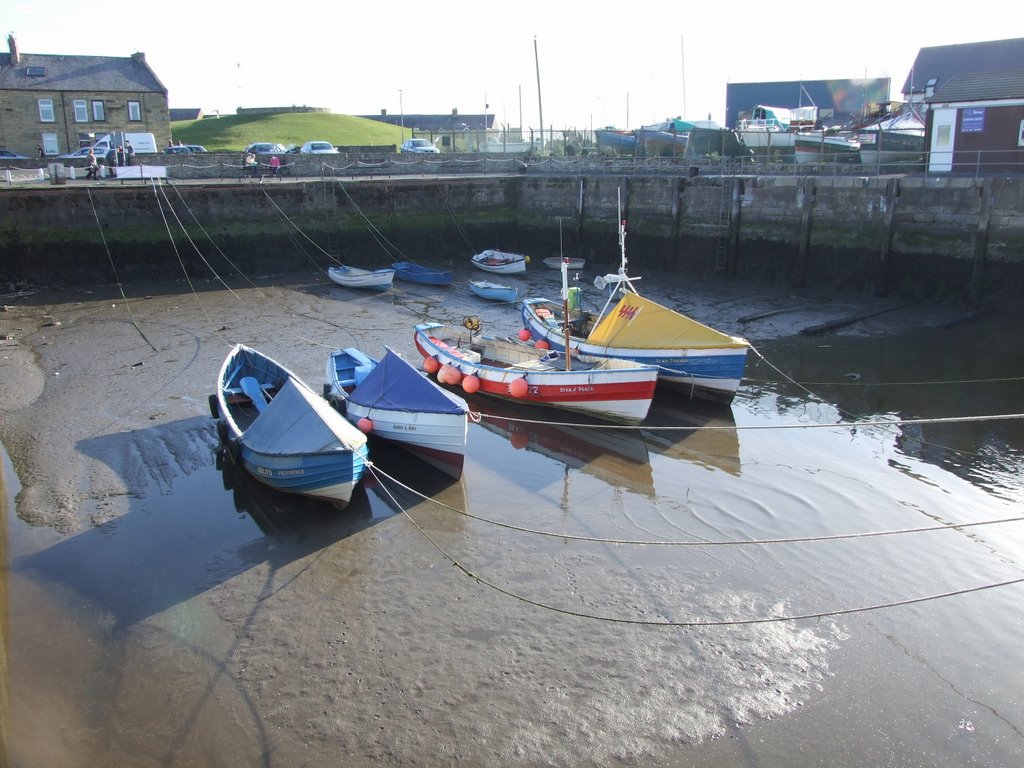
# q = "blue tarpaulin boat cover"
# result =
<box><xmin>348</xmin><ymin>350</ymin><xmax>468</xmax><ymax>415</ymax></box>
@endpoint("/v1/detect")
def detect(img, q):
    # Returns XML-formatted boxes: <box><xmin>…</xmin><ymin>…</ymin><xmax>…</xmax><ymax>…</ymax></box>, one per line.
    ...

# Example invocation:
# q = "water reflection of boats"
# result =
<box><xmin>217</xmin><ymin>447</ymin><xmax>376</xmax><ymax>536</ymax></box>
<box><xmin>472</xmin><ymin>397</ymin><xmax>655</xmax><ymax>497</ymax></box>
<box><xmin>640</xmin><ymin>394</ymin><xmax>741</xmax><ymax>476</ymax></box>
<box><xmin>359</xmin><ymin>439</ymin><xmax>469</xmax><ymax>527</ymax></box>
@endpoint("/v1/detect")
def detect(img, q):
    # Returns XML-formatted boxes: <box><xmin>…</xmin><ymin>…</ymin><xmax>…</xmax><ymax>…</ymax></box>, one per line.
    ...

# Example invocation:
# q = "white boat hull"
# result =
<box><xmin>471</xmin><ymin>250</ymin><xmax>528</xmax><ymax>274</ymax></box>
<box><xmin>413</xmin><ymin>322</ymin><xmax>658</xmax><ymax>424</ymax></box>
<box><xmin>328</xmin><ymin>265</ymin><xmax>395</xmax><ymax>291</ymax></box>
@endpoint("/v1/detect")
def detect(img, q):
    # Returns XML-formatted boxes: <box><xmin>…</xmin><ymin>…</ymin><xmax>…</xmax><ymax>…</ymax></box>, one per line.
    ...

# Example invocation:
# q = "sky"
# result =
<box><xmin>4</xmin><ymin>1</ymin><xmax>1017</xmax><ymax>130</ymax></box>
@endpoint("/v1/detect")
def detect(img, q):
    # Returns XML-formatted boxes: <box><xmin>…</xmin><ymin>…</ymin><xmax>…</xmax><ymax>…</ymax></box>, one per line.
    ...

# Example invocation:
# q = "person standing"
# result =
<box><xmin>125</xmin><ymin>141</ymin><xmax>135</xmax><ymax>166</ymax></box>
<box><xmin>105</xmin><ymin>147</ymin><xmax>117</xmax><ymax>178</ymax></box>
<box><xmin>85</xmin><ymin>149</ymin><xmax>99</xmax><ymax>180</ymax></box>
<box><xmin>37</xmin><ymin>145</ymin><xmax>44</xmax><ymax>159</ymax></box>
<box><xmin>116</xmin><ymin>145</ymin><xmax>125</xmax><ymax>167</ymax></box>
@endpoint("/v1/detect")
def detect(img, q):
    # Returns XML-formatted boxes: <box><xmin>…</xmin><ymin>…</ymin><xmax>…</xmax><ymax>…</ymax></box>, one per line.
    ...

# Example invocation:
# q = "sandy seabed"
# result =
<box><xmin>0</xmin><ymin>269</ymin><xmax>973</xmax><ymax>767</ymax></box>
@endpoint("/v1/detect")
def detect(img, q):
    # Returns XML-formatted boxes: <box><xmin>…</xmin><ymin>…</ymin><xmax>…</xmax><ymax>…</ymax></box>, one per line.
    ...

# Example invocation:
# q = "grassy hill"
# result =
<box><xmin>169</xmin><ymin>112</ymin><xmax>406</xmax><ymax>152</ymax></box>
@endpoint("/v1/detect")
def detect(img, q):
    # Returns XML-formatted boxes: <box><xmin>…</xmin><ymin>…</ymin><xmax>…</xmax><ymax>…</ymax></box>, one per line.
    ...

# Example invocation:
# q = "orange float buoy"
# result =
<box><xmin>423</xmin><ymin>356</ymin><xmax>440</xmax><ymax>374</ymax></box>
<box><xmin>446</xmin><ymin>366</ymin><xmax>463</xmax><ymax>385</ymax></box>
<box><xmin>509</xmin><ymin>377</ymin><xmax>528</xmax><ymax>398</ymax></box>
<box><xmin>357</xmin><ymin>417</ymin><xmax>374</xmax><ymax>433</ymax></box>
<box><xmin>518</xmin><ymin>328</ymin><xmax>532</xmax><ymax>342</ymax></box>
<box><xmin>437</xmin><ymin>364</ymin><xmax>452</xmax><ymax>384</ymax></box>
<box><xmin>462</xmin><ymin>374</ymin><xmax>480</xmax><ymax>394</ymax></box>
<box><xmin>535</xmin><ymin>339</ymin><xmax>550</xmax><ymax>350</ymax></box>
<box><xmin>510</xmin><ymin>430</ymin><xmax>529</xmax><ymax>450</ymax></box>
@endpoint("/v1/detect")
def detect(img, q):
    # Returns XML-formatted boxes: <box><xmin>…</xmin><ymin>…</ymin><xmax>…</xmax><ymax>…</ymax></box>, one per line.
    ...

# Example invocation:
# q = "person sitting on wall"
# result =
<box><xmin>269</xmin><ymin>155</ymin><xmax>281</xmax><ymax>179</ymax></box>
<box><xmin>243</xmin><ymin>152</ymin><xmax>258</xmax><ymax>179</ymax></box>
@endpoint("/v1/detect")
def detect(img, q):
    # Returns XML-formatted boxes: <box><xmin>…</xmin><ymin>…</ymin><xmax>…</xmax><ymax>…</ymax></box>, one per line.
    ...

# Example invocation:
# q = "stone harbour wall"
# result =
<box><xmin>1</xmin><ymin>173</ymin><xmax>1022</xmax><ymax>310</ymax></box>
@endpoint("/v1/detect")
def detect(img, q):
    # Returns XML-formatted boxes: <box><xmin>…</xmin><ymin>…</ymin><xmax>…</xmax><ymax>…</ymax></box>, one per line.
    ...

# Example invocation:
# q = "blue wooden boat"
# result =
<box><xmin>325</xmin><ymin>348</ymin><xmax>469</xmax><ymax>478</ymax></box>
<box><xmin>323</xmin><ymin>347</ymin><xmax>376</xmax><ymax>398</ymax></box>
<box><xmin>392</xmin><ymin>261</ymin><xmax>453</xmax><ymax>285</ymax></box>
<box><xmin>468</xmin><ymin>279</ymin><xmax>518</xmax><ymax>303</ymax></box>
<box><xmin>213</xmin><ymin>344</ymin><xmax>369</xmax><ymax>505</ymax></box>
<box><xmin>595</xmin><ymin>128</ymin><xmax>637</xmax><ymax>156</ymax></box>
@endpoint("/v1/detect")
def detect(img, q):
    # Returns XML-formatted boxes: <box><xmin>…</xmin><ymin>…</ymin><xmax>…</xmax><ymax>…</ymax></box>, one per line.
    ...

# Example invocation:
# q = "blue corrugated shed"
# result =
<box><xmin>725</xmin><ymin>79</ymin><xmax>890</xmax><ymax>129</ymax></box>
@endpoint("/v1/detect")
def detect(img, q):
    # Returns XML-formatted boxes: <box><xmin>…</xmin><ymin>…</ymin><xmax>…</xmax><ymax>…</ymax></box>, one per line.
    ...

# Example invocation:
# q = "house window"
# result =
<box><xmin>127</xmin><ymin>101</ymin><xmax>141</xmax><ymax>121</ymax></box>
<box><xmin>92</xmin><ymin>100</ymin><xmax>105</xmax><ymax>121</ymax></box>
<box><xmin>74</xmin><ymin>100</ymin><xmax>88</xmax><ymax>122</ymax></box>
<box><xmin>41</xmin><ymin>133</ymin><xmax>59</xmax><ymax>156</ymax></box>
<box><xmin>38</xmin><ymin>99</ymin><xmax>55</xmax><ymax>122</ymax></box>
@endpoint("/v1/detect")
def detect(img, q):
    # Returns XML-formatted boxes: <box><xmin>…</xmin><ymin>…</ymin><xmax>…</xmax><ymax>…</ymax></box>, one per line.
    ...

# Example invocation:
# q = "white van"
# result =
<box><xmin>91</xmin><ymin>132</ymin><xmax>157</xmax><ymax>155</ymax></box>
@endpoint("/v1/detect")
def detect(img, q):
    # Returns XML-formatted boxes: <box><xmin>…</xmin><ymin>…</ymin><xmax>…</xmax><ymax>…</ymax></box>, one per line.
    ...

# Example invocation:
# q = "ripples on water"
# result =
<box><xmin>4</xmin><ymin>313</ymin><xmax>1023</xmax><ymax>766</ymax></box>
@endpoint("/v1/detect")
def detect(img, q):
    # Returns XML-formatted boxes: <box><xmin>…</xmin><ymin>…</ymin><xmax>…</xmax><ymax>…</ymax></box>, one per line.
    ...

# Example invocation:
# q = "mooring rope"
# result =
<box><xmin>368</xmin><ymin>462</ymin><xmax>1023</xmax><ymax>546</ymax></box>
<box><xmin>85</xmin><ymin>187</ymin><xmax>158</xmax><ymax>353</ymax></box>
<box><xmin>365</xmin><ymin>463</ymin><xmax>1024</xmax><ymax>627</ymax></box>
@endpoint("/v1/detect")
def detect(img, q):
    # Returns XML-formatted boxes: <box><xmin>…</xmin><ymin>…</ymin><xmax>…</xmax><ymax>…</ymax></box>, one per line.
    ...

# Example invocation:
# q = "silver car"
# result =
<box><xmin>401</xmin><ymin>138</ymin><xmax>440</xmax><ymax>154</ymax></box>
<box><xmin>299</xmin><ymin>141</ymin><xmax>339</xmax><ymax>154</ymax></box>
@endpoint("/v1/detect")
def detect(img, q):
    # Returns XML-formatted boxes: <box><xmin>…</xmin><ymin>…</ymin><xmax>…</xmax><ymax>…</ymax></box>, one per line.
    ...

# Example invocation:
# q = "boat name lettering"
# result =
<box><xmin>558</xmin><ymin>386</ymin><xmax>595</xmax><ymax>393</ymax></box>
<box><xmin>257</xmin><ymin>467</ymin><xmax>305</xmax><ymax>477</ymax></box>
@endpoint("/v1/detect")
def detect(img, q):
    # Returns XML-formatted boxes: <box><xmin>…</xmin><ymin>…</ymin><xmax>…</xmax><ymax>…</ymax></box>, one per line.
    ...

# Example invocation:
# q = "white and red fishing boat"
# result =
<box><xmin>412</xmin><ymin>320</ymin><xmax>659</xmax><ymax>425</ymax></box>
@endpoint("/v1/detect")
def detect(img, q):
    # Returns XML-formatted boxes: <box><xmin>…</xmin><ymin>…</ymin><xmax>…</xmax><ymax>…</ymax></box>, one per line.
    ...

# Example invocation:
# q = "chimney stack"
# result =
<box><xmin>8</xmin><ymin>34</ymin><xmax>19</xmax><ymax>65</ymax></box>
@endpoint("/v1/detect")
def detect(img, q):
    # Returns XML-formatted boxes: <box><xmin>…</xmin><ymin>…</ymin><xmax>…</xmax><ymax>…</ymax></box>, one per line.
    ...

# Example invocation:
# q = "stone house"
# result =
<box><xmin>0</xmin><ymin>34</ymin><xmax>170</xmax><ymax>158</ymax></box>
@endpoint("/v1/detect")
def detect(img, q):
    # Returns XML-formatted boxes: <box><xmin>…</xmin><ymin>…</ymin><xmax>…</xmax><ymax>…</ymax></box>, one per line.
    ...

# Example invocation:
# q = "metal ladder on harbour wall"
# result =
<box><xmin>714</xmin><ymin>178</ymin><xmax>732</xmax><ymax>272</ymax></box>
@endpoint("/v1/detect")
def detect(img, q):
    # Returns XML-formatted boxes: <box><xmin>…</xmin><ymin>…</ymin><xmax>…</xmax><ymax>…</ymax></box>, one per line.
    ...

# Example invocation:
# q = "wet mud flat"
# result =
<box><xmin>3</xmin><ymin>267</ymin><xmax>1013</xmax><ymax>768</ymax></box>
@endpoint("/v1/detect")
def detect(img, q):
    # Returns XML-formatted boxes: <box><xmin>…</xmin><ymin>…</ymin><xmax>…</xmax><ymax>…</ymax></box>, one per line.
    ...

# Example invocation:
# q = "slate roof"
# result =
<box><xmin>0</xmin><ymin>51</ymin><xmax>167</xmax><ymax>94</ymax></box>
<box><xmin>926</xmin><ymin>69</ymin><xmax>1024</xmax><ymax>103</ymax></box>
<box><xmin>902</xmin><ymin>38</ymin><xmax>1024</xmax><ymax>97</ymax></box>
<box><xmin>170</xmin><ymin>108</ymin><xmax>204</xmax><ymax>121</ymax></box>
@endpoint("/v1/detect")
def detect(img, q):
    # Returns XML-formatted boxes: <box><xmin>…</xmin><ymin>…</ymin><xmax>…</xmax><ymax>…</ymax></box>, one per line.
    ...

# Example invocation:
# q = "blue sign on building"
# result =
<box><xmin>961</xmin><ymin>108</ymin><xmax>986</xmax><ymax>133</ymax></box>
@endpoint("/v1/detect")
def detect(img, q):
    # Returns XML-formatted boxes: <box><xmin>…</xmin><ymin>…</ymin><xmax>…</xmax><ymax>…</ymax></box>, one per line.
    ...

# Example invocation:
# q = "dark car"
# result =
<box><xmin>164</xmin><ymin>145</ymin><xmax>207</xmax><ymax>155</ymax></box>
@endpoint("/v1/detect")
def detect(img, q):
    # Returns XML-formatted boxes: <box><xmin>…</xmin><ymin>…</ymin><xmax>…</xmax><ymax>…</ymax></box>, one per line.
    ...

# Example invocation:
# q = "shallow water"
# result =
<box><xmin>2</xmin><ymin>269</ymin><xmax>1023</xmax><ymax>767</ymax></box>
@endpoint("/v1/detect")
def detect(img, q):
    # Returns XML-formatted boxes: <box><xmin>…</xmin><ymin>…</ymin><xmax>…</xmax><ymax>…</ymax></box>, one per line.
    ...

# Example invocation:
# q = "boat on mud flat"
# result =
<box><xmin>471</xmin><ymin>249</ymin><xmax>529</xmax><ymax>274</ymax></box>
<box><xmin>468</xmin><ymin>280</ymin><xmax>518</xmax><ymax>303</ymax></box>
<box><xmin>212</xmin><ymin>344</ymin><xmax>369</xmax><ymax>505</ymax></box>
<box><xmin>413</xmin><ymin>320</ymin><xmax>659</xmax><ymax>425</ymax></box>
<box><xmin>391</xmin><ymin>261</ymin><xmax>453</xmax><ymax>286</ymax></box>
<box><xmin>326</xmin><ymin>347</ymin><xmax>469</xmax><ymax>478</ymax></box>
<box><xmin>327</xmin><ymin>264</ymin><xmax>396</xmax><ymax>291</ymax></box>
<box><xmin>519</xmin><ymin>192</ymin><xmax>749</xmax><ymax>404</ymax></box>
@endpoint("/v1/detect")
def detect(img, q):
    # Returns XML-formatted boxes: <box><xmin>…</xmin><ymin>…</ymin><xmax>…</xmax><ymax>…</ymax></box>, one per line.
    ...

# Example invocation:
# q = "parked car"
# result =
<box><xmin>57</xmin><ymin>147</ymin><xmax>95</xmax><ymax>160</ymax></box>
<box><xmin>299</xmin><ymin>141</ymin><xmax>339</xmax><ymax>154</ymax></box>
<box><xmin>245</xmin><ymin>142</ymin><xmax>287</xmax><ymax>155</ymax></box>
<box><xmin>164</xmin><ymin>145</ymin><xmax>207</xmax><ymax>155</ymax></box>
<box><xmin>401</xmin><ymin>138</ymin><xmax>440</xmax><ymax>154</ymax></box>
<box><xmin>0</xmin><ymin>149</ymin><xmax>30</xmax><ymax>160</ymax></box>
